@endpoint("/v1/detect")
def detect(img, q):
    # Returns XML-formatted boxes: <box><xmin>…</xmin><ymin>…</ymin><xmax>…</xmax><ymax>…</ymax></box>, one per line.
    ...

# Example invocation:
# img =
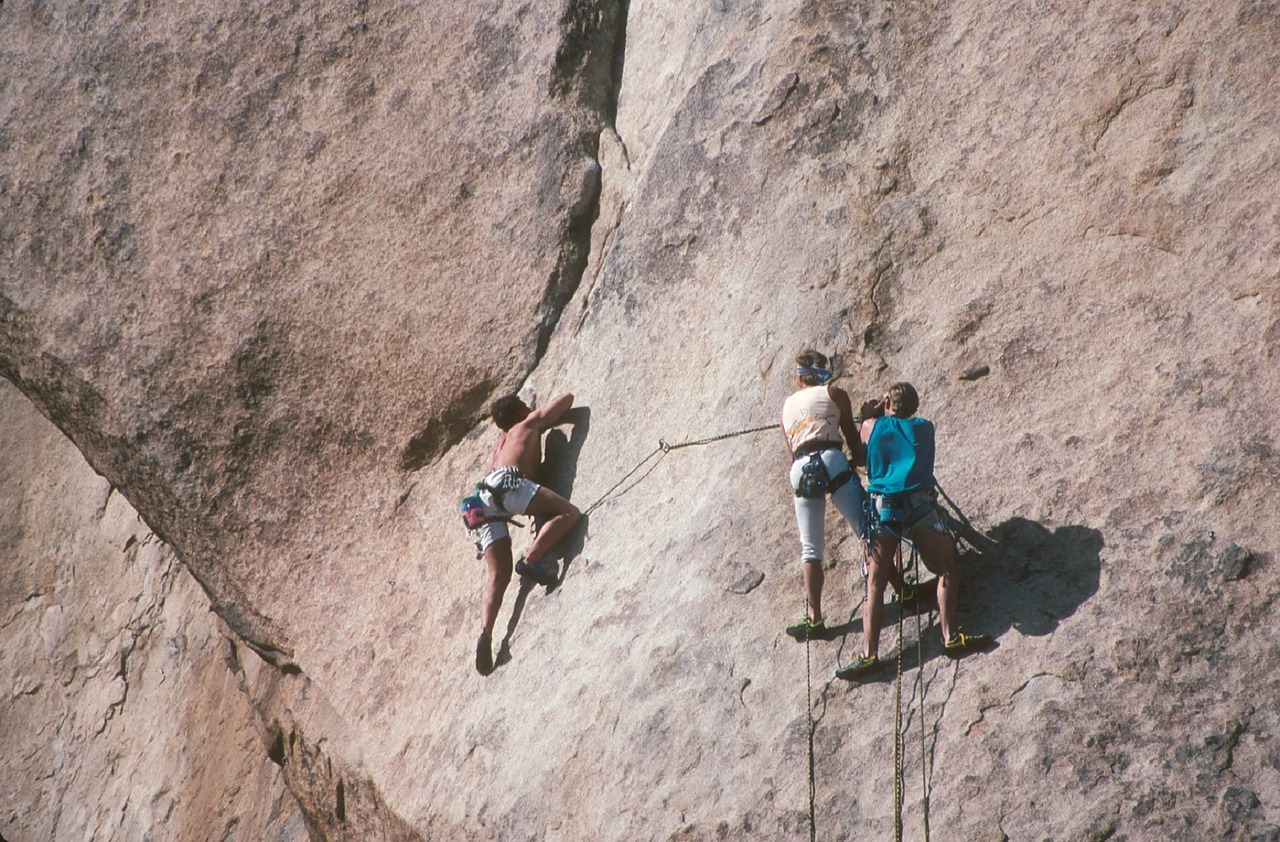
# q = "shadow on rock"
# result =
<box><xmin>538</xmin><ymin>406</ymin><xmax>590</xmax><ymax>585</ymax></box>
<box><xmin>950</xmin><ymin>514</ymin><xmax>1105</xmax><ymax>639</ymax></box>
<box><xmin>495</xmin><ymin>407</ymin><xmax>591</xmax><ymax>670</ymax></box>
<box><xmin>497</xmin><ymin>577</ymin><xmax>537</xmax><ymax>670</ymax></box>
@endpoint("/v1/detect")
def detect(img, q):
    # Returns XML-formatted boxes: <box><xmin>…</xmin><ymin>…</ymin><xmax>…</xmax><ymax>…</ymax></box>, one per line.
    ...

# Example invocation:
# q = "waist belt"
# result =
<box><xmin>793</xmin><ymin>441</ymin><xmax>842</xmax><ymax>459</ymax></box>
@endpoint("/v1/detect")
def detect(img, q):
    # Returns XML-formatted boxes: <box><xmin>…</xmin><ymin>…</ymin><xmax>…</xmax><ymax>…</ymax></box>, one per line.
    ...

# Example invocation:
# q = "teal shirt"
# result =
<box><xmin>866</xmin><ymin>416</ymin><xmax>936</xmax><ymax>494</ymax></box>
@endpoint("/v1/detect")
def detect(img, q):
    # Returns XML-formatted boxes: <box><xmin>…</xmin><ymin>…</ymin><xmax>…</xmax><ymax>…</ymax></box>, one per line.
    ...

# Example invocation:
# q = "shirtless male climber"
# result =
<box><xmin>464</xmin><ymin>392</ymin><xmax>581</xmax><ymax>675</ymax></box>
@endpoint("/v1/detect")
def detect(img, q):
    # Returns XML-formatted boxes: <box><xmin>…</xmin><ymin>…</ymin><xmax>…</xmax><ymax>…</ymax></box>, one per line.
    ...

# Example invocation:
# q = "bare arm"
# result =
<box><xmin>860</xmin><ymin>417</ymin><xmax>877</xmax><ymax>447</ymax></box>
<box><xmin>523</xmin><ymin>392</ymin><xmax>575</xmax><ymax>431</ymax></box>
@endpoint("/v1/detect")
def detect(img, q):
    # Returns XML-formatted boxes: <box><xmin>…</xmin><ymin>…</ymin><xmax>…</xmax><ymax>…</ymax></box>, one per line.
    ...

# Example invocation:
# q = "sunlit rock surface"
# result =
<box><xmin>2</xmin><ymin>1</ymin><xmax>1278</xmax><ymax>839</ymax></box>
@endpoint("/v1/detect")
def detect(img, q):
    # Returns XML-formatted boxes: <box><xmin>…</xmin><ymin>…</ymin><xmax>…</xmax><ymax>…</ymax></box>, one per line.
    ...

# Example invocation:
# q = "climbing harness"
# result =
<box><xmin>580</xmin><ymin>422</ymin><xmax>776</xmax><ymax>517</ymax></box>
<box><xmin>792</xmin><ymin>448</ymin><xmax>855</xmax><ymax>499</ymax></box>
<box><xmin>795</xmin><ymin>452</ymin><xmax>830</xmax><ymax>499</ymax></box>
<box><xmin>459</xmin><ymin>467</ymin><xmax>528</xmax><ymax>530</ymax></box>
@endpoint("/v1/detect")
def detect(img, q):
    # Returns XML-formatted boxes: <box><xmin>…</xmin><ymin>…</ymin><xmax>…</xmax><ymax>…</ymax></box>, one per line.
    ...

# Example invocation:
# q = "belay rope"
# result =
<box><xmin>892</xmin><ymin>541</ymin><xmax>932</xmax><ymax>842</ymax></box>
<box><xmin>894</xmin><ymin>542</ymin><xmax>906</xmax><ymax>842</ymax></box>
<box><xmin>805</xmin><ymin>599</ymin><xmax>818</xmax><ymax>842</ymax></box>
<box><xmin>573</xmin><ymin>425</ymin><xmax>967</xmax><ymax>840</ymax></box>
<box><xmin>579</xmin><ymin>422</ymin><xmax>776</xmax><ymax>517</ymax></box>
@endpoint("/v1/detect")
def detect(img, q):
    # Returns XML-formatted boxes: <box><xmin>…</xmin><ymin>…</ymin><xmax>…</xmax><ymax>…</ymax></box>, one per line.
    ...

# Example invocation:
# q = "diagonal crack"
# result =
<box><xmin>530</xmin><ymin>0</ymin><xmax>631</xmax><ymax>367</ymax></box>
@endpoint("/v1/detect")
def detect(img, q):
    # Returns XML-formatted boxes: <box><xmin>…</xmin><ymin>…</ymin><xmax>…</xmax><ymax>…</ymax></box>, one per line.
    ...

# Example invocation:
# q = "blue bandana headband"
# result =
<box><xmin>797</xmin><ymin>364</ymin><xmax>832</xmax><ymax>384</ymax></box>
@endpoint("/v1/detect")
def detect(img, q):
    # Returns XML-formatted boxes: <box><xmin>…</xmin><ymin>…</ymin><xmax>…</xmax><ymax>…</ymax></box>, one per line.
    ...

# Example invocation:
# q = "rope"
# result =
<box><xmin>580</xmin><ymin>422</ymin><xmax>775</xmax><ymax>517</ymax></box>
<box><xmin>580</xmin><ymin>445</ymin><xmax>665</xmax><ymax>517</ymax></box>
<box><xmin>658</xmin><ymin>422</ymin><xmax>777</xmax><ymax>453</ymax></box>
<box><xmin>891</xmin><ymin>540</ymin><xmax>935</xmax><ymax>841</ymax></box>
<box><xmin>805</xmin><ymin>600</ymin><xmax>817</xmax><ymax>842</ymax></box>
<box><xmin>893</xmin><ymin>542</ymin><xmax>905</xmax><ymax>842</ymax></box>
<box><xmin>934</xmin><ymin>480</ymin><xmax>986</xmax><ymax>555</ymax></box>
<box><xmin>912</xmin><ymin>545</ymin><xmax>932</xmax><ymax>842</ymax></box>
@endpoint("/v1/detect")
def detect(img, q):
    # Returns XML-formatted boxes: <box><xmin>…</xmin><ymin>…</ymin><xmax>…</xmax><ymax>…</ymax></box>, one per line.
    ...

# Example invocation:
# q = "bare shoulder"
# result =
<box><xmin>524</xmin><ymin>392</ymin><xmax>575</xmax><ymax>430</ymax></box>
<box><xmin>860</xmin><ymin>414</ymin><xmax>880</xmax><ymax>442</ymax></box>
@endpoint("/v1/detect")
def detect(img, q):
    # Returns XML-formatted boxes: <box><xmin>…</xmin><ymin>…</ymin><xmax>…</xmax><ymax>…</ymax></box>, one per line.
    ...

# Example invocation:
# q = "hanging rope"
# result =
<box><xmin>911</xmin><ymin>544</ymin><xmax>932</xmax><ymax>842</ymax></box>
<box><xmin>579</xmin><ymin>422</ymin><xmax>776</xmax><ymax>517</ymax></box>
<box><xmin>805</xmin><ymin>597</ymin><xmax>818</xmax><ymax>842</ymax></box>
<box><xmin>890</xmin><ymin>535</ymin><xmax>934</xmax><ymax>841</ymax></box>
<box><xmin>893</xmin><ymin>542</ymin><xmax>906</xmax><ymax>842</ymax></box>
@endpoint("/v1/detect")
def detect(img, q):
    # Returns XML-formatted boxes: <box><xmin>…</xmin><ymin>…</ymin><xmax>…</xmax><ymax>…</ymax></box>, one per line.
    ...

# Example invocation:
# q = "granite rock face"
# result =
<box><xmin>3</xmin><ymin>1</ymin><xmax>1280</xmax><ymax>839</ymax></box>
<box><xmin>0</xmin><ymin>380</ymin><xmax>304</xmax><ymax>840</ymax></box>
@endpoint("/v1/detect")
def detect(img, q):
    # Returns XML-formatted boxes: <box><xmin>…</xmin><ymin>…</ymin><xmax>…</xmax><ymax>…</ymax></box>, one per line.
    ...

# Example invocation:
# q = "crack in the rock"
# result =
<box><xmin>963</xmin><ymin>671</ymin><xmax>1052</xmax><ymax>736</ymax></box>
<box><xmin>530</xmin><ymin>0</ymin><xmax>630</xmax><ymax>368</ymax></box>
<box><xmin>407</xmin><ymin>0</ymin><xmax>631</xmax><ymax>470</ymax></box>
<box><xmin>1090</xmin><ymin>73</ymin><xmax>1180</xmax><ymax>152</ymax></box>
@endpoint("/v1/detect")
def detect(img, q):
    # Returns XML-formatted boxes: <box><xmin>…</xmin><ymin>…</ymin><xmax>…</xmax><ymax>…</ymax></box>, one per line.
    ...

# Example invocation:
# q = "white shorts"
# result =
<box><xmin>472</xmin><ymin>467</ymin><xmax>540</xmax><ymax>552</ymax></box>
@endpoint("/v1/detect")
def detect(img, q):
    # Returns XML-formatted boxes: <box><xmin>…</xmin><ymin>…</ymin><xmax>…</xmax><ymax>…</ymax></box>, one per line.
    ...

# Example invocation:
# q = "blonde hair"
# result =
<box><xmin>886</xmin><ymin>382</ymin><xmax>919</xmax><ymax>417</ymax></box>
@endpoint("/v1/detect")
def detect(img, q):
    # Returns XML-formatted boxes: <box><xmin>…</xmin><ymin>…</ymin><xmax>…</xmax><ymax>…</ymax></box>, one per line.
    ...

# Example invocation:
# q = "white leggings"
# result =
<box><xmin>789</xmin><ymin>449</ymin><xmax>868</xmax><ymax>563</ymax></box>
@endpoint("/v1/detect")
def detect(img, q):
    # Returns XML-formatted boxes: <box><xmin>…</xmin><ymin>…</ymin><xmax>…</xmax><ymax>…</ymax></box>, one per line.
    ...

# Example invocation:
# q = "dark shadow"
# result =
<box><xmin>885</xmin><ymin>511</ymin><xmax>1104</xmax><ymax>810</ymax></box>
<box><xmin>495</xmin><ymin>576</ymin><xmax>536</xmax><ymax>670</ymax></box>
<box><xmin>948</xmin><ymin>513</ymin><xmax>1105</xmax><ymax>641</ymax></box>
<box><xmin>824</xmin><ymin>512</ymin><xmax>1102</xmax><ymax>676</ymax></box>
<box><xmin>535</xmin><ymin>406</ymin><xmax>591</xmax><ymax>588</ymax></box>
<box><xmin>605</xmin><ymin>0</ymin><xmax>631</xmax><ymax>129</ymax></box>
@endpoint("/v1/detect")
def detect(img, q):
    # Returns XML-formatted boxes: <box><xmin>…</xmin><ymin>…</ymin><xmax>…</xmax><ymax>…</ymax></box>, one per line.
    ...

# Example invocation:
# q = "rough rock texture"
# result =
<box><xmin>3</xmin><ymin>0</ymin><xmax>1280</xmax><ymax>840</ymax></box>
<box><xmin>0</xmin><ymin>380</ymin><xmax>304</xmax><ymax>840</ymax></box>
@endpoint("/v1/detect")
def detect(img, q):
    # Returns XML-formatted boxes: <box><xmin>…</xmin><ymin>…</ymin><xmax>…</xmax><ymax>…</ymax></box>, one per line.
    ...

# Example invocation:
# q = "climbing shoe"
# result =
<box><xmin>943</xmin><ymin>629</ymin><xmax>993</xmax><ymax>658</ymax></box>
<box><xmin>835</xmin><ymin>654</ymin><xmax>883</xmax><ymax>681</ymax></box>
<box><xmin>515</xmin><ymin>557</ymin><xmax>557</xmax><ymax>588</ymax></box>
<box><xmin>475</xmin><ymin>631</ymin><xmax>493</xmax><ymax>676</ymax></box>
<box><xmin>785</xmin><ymin>616</ymin><xmax>827</xmax><ymax>641</ymax></box>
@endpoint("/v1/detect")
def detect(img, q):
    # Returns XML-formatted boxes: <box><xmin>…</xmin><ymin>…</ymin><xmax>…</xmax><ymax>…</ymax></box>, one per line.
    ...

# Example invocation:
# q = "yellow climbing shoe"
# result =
<box><xmin>835</xmin><ymin>654</ymin><xmax>883</xmax><ymax>680</ymax></box>
<box><xmin>943</xmin><ymin>630</ymin><xmax>992</xmax><ymax>658</ymax></box>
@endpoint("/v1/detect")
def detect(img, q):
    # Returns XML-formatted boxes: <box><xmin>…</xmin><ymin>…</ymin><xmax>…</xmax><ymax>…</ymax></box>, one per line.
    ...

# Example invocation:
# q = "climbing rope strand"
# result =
<box><xmin>659</xmin><ymin>422</ymin><xmax>777</xmax><ymax>452</ymax></box>
<box><xmin>805</xmin><ymin>600</ymin><xmax>817</xmax><ymax>842</ymax></box>
<box><xmin>580</xmin><ymin>446</ymin><xmax>665</xmax><ymax>517</ymax></box>
<box><xmin>913</xmin><ymin>545</ymin><xmax>932</xmax><ymax>842</ymax></box>
<box><xmin>580</xmin><ymin>422</ymin><xmax>776</xmax><ymax>517</ymax></box>
<box><xmin>893</xmin><ymin>542</ymin><xmax>905</xmax><ymax>842</ymax></box>
<box><xmin>934</xmin><ymin>480</ymin><xmax>983</xmax><ymax>553</ymax></box>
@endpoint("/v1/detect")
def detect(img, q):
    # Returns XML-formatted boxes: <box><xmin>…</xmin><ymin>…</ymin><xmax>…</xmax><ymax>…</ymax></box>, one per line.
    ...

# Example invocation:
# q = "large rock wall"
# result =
<box><xmin>0</xmin><ymin>0</ymin><xmax>619</xmax><ymax>666</ymax></box>
<box><xmin>0</xmin><ymin>379</ymin><xmax>304</xmax><ymax>840</ymax></box>
<box><xmin>3</xmin><ymin>0</ymin><xmax>1279</xmax><ymax>839</ymax></box>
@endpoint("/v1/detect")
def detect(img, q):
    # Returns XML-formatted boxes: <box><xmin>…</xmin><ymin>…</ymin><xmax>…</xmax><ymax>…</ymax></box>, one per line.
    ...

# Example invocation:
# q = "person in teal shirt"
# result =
<box><xmin>837</xmin><ymin>382</ymin><xmax>991</xmax><ymax>680</ymax></box>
